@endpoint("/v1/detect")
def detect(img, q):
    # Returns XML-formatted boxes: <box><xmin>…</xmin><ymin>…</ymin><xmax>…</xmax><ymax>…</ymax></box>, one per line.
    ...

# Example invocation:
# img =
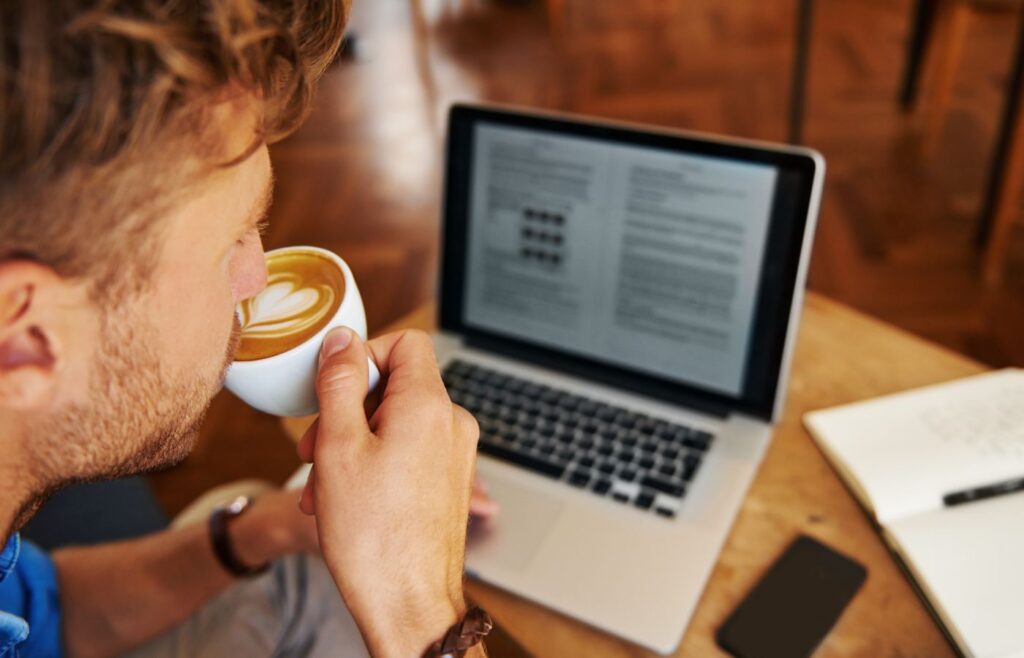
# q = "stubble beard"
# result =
<box><xmin>16</xmin><ymin>308</ymin><xmax>242</xmax><ymax>527</ymax></box>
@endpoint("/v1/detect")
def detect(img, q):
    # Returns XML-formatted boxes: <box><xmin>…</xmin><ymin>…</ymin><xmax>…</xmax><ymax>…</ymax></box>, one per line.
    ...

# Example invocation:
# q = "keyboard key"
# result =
<box><xmin>638</xmin><ymin>456</ymin><xmax>655</xmax><ymax>469</ymax></box>
<box><xmin>683</xmin><ymin>431</ymin><xmax>713</xmax><ymax>451</ymax></box>
<box><xmin>635</xmin><ymin>491</ymin><xmax>655</xmax><ymax>510</ymax></box>
<box><xmin>620</xmin><ymin>468</ymin><xmax>637</xmax><ymax>482</ymax></box>
<box><xmin>612</xmin><ymin>492</ymin><xmax>630</xmax><ymax>503</ymax></box>
<box><xmin>597</xmin><ymin>461</ymin><xmax>616</xmax><ymax>475</ymax></box>
<box><xmin>641</xmin><ymin>475</ymin><xmax>685</xmax><ymax>498</ymax></box>
<box><xmin>579</xmin><ymin>455</ymin><xmax>595</xmax><ymax>468</ymax></box>
<box><xmin>569</xmin><ymin>471</ymin><xmax>590</xmax><ymax>487</ymax></box>
<box><xmin>682</xmin><ymin>453</ymin><xmax>702</xmax><ymax>480</ymax></box>
<box><xmin>659</xmin><ymin>463</ymin><xmax>677</xmax><ymax>477</ymax></box>
<box><xmin>478</xmin><ymin>442</ymin><xmax>566</xmax><ymax>479</ymax></box>
<box><xmin>593</xmin><ymin>479</ymin><xmax>612</xmax><ymax>495</ymax></box>
<box><xmin>655</xmin><ymin>507</ymin><xmax>676</xmax><ymax>519</ymax></box>
<box><xmin>559</xmin><ymin>395</ymin><xmax>583</xmax><ymax>411</ymax></box>
<box><xmin>443</xmin><ymin>359</ymin><xmax>468</xmax><ymax>374</ymax></box>
<box><xmin>523</xmin><ymin>383</ymin><xmax>544</xmax><ymax>398</ymax></box>
<box><xmin>486</xmin><ymin>372</ymin><xmax>509</xmax><ymax>388</ymax></box>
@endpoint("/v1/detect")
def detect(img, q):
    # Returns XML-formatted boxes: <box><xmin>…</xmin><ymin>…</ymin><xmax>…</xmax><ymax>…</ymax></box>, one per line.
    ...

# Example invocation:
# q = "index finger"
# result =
<box><xmin>363</xmin><ymin>329</ymin><xmax>447</xmax><ymax>401</ymax></box>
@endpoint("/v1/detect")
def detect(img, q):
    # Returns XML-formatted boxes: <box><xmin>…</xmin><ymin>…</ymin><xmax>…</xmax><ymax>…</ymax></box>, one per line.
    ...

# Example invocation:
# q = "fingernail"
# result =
<box><xmin>322</xmin><ymin>328</ymin><xmax>353</xmax><ymax>358</ymax></box>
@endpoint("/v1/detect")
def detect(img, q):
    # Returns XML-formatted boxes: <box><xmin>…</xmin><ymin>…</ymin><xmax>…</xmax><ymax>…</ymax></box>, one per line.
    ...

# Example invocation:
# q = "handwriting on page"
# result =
<box><xmin>919</xmin><ymin>385</ymin><xmax>1024</xmax><ymax>459</ymax></box>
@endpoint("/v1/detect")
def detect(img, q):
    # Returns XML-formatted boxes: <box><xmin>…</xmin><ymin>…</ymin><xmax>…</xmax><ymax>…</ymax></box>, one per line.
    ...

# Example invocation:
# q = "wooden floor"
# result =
<box><xmin>148</xmin><ymin>0</ymin><xmax>1024</xmax><ymax>514</ymax></box>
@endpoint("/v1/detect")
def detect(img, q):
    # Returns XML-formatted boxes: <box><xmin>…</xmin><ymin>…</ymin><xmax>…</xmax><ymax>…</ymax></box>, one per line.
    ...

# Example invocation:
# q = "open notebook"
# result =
<box><xmin>804</xmin><ymin>369</ymin><xmax>1024</xmax><ymax>658</ymax></box>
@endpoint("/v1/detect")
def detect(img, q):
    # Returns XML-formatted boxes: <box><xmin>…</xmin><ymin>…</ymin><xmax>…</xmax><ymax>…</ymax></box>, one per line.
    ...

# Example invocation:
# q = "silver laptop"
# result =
<box><xmin>432</xmin><ymin>104</ymin><xmax>824</xmax><ymax>653</ymax></box>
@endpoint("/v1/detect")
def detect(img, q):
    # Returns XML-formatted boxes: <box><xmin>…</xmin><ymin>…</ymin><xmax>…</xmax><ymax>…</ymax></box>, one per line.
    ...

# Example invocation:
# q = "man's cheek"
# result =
<box><xmin>174</xmin><ymin>293</ymin><xmax>237</xmax><ymax>376</ymax></box>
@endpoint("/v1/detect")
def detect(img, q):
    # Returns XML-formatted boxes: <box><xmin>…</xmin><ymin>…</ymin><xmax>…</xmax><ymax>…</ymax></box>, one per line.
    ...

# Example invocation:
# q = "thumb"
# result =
<box><xmin>316</xmin><ymin>327</ymin><xmax>372</xmax><ymax>440</ymax></box>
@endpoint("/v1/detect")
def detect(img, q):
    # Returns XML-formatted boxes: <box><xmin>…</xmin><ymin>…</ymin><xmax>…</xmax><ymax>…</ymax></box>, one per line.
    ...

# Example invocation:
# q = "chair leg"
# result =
<box><xmin>982</xmin><ymin>111</ymin><xmax>1024</xmax><ymax>285</ymax></box>
<box><xmin>922</xmin><ymin>0</ymin><xmax>972</xmax><ymax>150</ymax></box>
<box><xmin>981</xmin><ymin>9</ymin><xmax>1024</xmax><ymax>285</ymax></box>
<box><xmin>901</xmin><ymin>0</ymin><xmax>941</xmax><ymax>111</ymax></box>
<box><xmin>545</xmin><ymin>0</ymin><xmax>565</xmax><ymax>38</ymax></box>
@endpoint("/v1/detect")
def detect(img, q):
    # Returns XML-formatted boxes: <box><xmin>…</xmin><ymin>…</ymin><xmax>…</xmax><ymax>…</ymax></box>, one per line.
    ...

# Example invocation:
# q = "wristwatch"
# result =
<box><xmin>208</xmin><ymin>495</ymin><xmax>270</xmax><ymax>577</ymax></box>
<box><xmin>422</xmin><ymin>606</ymin><xmax>493</xmax><ymax>658</ymax></box>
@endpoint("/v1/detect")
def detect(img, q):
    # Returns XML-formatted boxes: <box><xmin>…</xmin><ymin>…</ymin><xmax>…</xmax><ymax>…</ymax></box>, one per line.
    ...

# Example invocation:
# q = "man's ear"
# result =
<box><xmin>0</xmin><ymin>261</ymin><xmax>64</xmax><ymax>410</ymax></box>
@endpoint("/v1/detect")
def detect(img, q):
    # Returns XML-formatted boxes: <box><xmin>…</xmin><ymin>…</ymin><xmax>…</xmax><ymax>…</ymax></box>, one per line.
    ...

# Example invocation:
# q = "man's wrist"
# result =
<box><xmin>357</xmin><ymin>591</ymin><xmax>466</xmax><ymax>658</ymax></box>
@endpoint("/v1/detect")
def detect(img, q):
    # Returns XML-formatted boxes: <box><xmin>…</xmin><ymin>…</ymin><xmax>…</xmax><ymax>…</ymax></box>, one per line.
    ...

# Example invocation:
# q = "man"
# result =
<box><xmin>0</xmin><ymin>1</ymin><xmax>494</xmax><ymax>656</ymax></box>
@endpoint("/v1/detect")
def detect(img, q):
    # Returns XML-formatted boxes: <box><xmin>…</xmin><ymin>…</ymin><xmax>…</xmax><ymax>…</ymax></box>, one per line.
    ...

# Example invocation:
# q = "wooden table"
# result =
<box><xmin>283</xmin><ymin>291</ymin><xmax>982</xmax><ymax>657</ymax></box>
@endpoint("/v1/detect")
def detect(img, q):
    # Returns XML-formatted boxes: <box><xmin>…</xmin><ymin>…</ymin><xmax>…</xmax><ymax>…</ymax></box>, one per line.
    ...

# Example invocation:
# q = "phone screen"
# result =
<box><xmin>716</xmin><ymin>535</ymin><xmax>867</xmax><ymax>658</ymax></box>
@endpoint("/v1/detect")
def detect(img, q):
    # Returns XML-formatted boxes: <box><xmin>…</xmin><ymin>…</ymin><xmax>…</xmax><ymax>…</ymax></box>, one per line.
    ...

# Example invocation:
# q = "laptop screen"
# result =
<box><xmin>463</xmin><ymin>122</ymin><xmax>777</xmax><ymax>397</ymax></box>
<box><xmin>441</xmin><ymin>105</ymin><xmax>821</xmax><ymax>420</ymax></box>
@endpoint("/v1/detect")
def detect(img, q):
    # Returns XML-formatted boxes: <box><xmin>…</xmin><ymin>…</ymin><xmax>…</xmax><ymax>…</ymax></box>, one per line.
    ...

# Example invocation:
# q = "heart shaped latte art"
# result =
<box><xmin>240</xmin><ymin>271</ymin><xmax>336</xmax><ymax>340</ymax></box>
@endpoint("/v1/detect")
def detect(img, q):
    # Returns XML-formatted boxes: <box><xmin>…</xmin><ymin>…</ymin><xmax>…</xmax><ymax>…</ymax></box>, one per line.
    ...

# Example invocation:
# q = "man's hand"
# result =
<box><xmin>230</xmin><ymin>477</ymin><xmax>496</xmax><ymax>572</ymax></box>
<box><xmin>226</xmin><ymin>489</ymin><xmax>321</xmax><ymax>570</ymax></box>
<box><xmin>297</xmin><ymin>327</ymin><xmax>480</xmax><ymax>658</ymax></box>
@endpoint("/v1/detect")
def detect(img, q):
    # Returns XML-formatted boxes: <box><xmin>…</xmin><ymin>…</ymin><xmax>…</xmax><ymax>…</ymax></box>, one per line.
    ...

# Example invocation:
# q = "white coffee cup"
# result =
<box><xmin>224</xmin><ymin>246</ymin><xmax>380</xmax><ymax>417</ymax></box>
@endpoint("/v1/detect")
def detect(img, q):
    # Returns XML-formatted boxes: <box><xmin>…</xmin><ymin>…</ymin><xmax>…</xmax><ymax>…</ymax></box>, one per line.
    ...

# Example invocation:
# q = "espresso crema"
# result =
<box><xmin>235</xmin><ymin>249</ymin><xmax>345</xmax><ymax>361</ymax></box>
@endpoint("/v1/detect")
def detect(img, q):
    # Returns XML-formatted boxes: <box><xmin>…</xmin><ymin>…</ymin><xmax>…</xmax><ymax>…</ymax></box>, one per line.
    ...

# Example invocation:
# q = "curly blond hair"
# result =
<box><xmin>0</xmin><ymin>0</ymin><xmax>348</xmax><ymax>298</ymax></box>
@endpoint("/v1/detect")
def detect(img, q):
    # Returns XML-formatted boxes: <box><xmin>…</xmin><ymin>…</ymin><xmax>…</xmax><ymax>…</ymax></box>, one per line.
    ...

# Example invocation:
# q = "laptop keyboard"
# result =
<box><xmin>441</xmin><ymin>359</ymin><xmax>715</xmax><ymax>519</ymax></box>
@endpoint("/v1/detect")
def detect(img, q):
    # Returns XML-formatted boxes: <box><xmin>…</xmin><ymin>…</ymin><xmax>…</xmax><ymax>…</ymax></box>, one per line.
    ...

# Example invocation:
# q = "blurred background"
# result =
<box><xmin>146</xmin><ymin>0</ymin><xmax>1024</xmax><ymax>513</ymax></box>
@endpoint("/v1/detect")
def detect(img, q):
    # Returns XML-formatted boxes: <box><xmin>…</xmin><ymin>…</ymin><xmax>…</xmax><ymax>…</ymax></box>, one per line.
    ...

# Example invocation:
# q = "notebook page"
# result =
<box><xmin>804</xmin><ymin>369</ymin><xmax>1024</xmax><ymax>524</ymax></box>
<box><xmin>885</xmin><ymin>493</ymin><xmax>1024</xmax><ymax>658</ymax></box>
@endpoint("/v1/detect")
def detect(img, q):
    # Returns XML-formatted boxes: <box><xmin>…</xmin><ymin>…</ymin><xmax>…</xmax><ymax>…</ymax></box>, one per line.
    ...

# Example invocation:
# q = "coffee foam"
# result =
<box><xmin>235</xmin><ymin>250</ymin><xmax>345</xmax><ymax>362</ymax></box>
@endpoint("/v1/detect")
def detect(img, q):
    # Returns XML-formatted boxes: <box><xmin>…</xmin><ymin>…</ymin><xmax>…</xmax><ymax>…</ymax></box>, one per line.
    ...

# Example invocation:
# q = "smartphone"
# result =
<box><xmin>716</xmin><ymin>535</ymin><xmax>867</xmax><ymax>658</ymax></box>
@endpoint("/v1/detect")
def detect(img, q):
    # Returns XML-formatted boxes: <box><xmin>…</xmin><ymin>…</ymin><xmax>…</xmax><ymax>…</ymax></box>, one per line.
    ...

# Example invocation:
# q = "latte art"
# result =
<box><xmin>235</xmin><ymin>249</ymin><xmax>346</xmax><ymax>362</ymax></box>
<box><xmin>241</xmin><ymin>271</ymin><xmax>336</xmax><ymax>336</ymax></box>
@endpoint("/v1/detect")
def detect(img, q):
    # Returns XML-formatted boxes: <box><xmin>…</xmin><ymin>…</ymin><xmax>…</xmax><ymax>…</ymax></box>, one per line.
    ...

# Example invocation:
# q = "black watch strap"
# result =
<box><xmin>208</xmin><ymin>496</ymin><xmax>270</xmax><ymax>577</ymax></box>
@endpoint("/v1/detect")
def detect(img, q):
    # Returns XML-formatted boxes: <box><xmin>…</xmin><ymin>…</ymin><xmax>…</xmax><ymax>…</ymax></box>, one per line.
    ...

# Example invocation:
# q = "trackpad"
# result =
<box><xmin>467</xmin><ymin>471</ymin><xmax>565</xmax><ymax>573</ymax></box>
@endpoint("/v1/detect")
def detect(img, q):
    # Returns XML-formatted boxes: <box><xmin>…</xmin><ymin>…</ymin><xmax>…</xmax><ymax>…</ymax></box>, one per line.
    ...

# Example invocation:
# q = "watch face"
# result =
<box><xmin>225</xmin><ymin>495</ymin><xmax>250</xmax><ymax>515</ymax></box>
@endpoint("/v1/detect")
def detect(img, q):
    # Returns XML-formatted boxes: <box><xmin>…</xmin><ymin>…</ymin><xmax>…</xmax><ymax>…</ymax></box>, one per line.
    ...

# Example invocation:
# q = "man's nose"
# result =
<box><xmin>233</xmin><ymin>237</ymin><xmax>268</xmax><ymax>303</ymax></box>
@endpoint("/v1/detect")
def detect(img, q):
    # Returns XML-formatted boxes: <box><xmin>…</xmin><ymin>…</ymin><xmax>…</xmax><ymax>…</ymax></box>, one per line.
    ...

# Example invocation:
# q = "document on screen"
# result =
<box><xmin>463</xmin><ymin>123</ymin><xmax>778</xmax><ymax>395</ymax></box>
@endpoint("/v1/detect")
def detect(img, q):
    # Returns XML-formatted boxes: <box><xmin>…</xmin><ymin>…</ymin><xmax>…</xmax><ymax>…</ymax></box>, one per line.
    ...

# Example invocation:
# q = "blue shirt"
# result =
<box><xmin>0</xmin><ymin>535</ymin><xmax>62</xmax><ymax>657</ymax></box>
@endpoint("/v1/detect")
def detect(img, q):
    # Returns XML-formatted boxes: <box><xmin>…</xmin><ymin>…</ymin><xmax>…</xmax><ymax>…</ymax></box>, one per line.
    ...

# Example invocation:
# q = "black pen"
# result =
<box><xmin>943</xmin><ymin>476</ymin><xmax>1024</xmax><ymax>507</ymax></box>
